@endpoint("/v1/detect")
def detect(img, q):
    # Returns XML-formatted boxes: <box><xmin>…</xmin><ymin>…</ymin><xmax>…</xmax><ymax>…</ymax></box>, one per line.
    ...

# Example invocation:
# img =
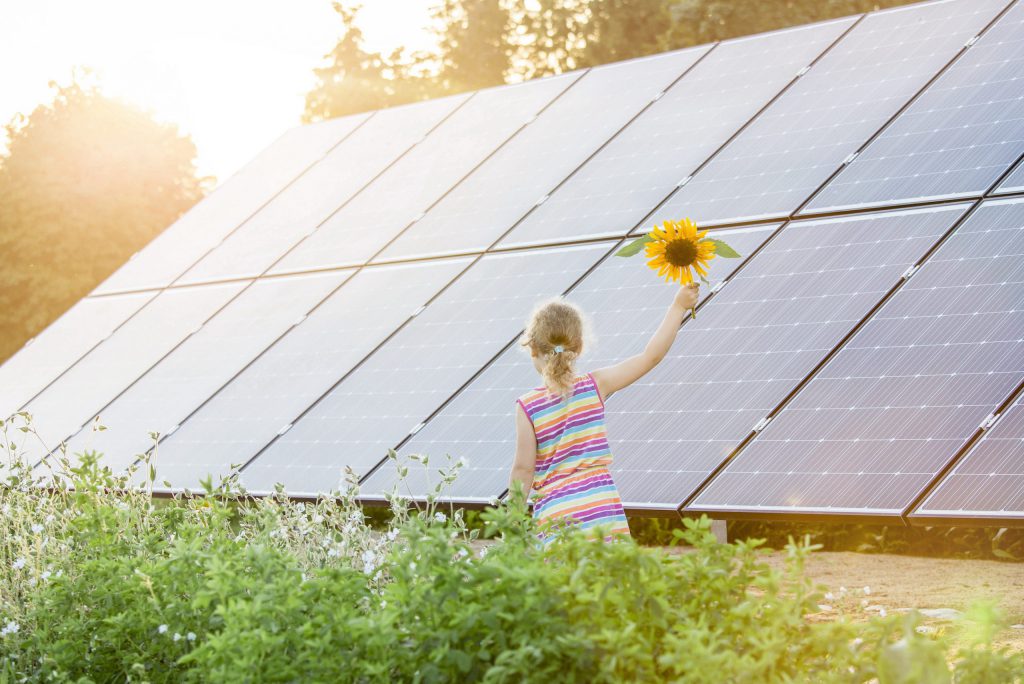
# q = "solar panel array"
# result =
<box><xmin>3</xmin><ymin>0</ymin><xmax>1023</xmax><ymax>526</ymax></box>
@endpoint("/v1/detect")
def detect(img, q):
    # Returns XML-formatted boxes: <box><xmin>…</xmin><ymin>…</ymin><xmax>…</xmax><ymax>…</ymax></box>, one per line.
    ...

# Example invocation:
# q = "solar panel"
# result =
<box><xmin>240</xmin><ymin>243</ymin><xmax>610</xmax><ymax>497</ymax></box>
<box><xmin>912</xmin><ymin>392</ymin><xmax>1024</xmax><ymax>522</ymax></box>
<box><xmin>147</xmin><ymin>258</ymin><xmax>471</xmax><ymax>491</ymax></box>
<box><xmin>496</xmin><ymin>18</ymin><xmax>854</xmax><ymax>250</ymax></box>
<box><xmin>92</xmin><ymin>115</ymin><xmax>367</xmax><ymax>295</ymax></box>
<box><xmin>996</xmin><ymin>159</ymin><xmax>1024</xmax><ymax>194</ymax></box>
<box><xmin>59</xmin><ymin>271</ymin><xmax>352</xmax><ymax>476</ymax></box>
<box><xmin>643</xmin><ymin>0</ymin><xmax>1008</xmax><ymax>228</ymax></box>
<box><xmin>804</xmin><ymin>0</ymin><xmax>1024</xmax><ymax>213</ymax></box>
<box><xmin>15</xmin><ymin>281</ymin><xmax>247</xmax><ymax>471</ymax></box>
<box><xmin>360</xmin><ymin>226</ymin><xmax>776</xmax><ymax>503</ymax></box>
<box><xmin>267</xmin><ymin>74</ymin><xmax>580</xmax><ymax>276</ymax></box>
<box><xmin>690</xmin><ymin>197</ymin><xmax>1024</xmax><ymax>517</ymax></box>
<box><xmin>611</xmin><ymin>204</ymin><xmax>969</xmax><ymax>508</ymax></box>
<box><xmin>370</xmin><ymin>48</ymin><xmax>709</xmax><ymax>262</ymax></box>
<box><xmin>0</xmin><ymin>291</ymin><xmax>156</xmax><ymax>420</ymax></box>
<box><xmin>175</xmin><ymin>94</ymin><xmax>469</xmax><ymax>285</ymax></box>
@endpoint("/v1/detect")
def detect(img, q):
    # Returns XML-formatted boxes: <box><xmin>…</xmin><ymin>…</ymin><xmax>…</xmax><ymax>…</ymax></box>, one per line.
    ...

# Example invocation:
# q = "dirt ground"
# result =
<box><xmin>677</xmin><ymin>547</ymin><xmax>1024</xmax><ymax>651</ymax></box>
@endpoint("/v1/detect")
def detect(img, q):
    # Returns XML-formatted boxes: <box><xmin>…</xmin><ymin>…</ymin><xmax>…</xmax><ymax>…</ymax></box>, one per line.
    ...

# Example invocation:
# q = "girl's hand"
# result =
<box><xmin>674</xmin><ymin>282</ymin><xmax>700</xmax><ymax>311</ymax></box>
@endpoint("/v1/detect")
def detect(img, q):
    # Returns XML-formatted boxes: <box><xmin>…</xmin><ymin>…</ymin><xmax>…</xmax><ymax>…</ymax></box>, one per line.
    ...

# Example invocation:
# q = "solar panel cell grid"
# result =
<box><xmin>92</xmin><ymin>114</ymin><xmax>367</xmax><ymax>294</ymax></box>
<box><xmin>692</xmin><ymin>197</ymin><xmax>1024</xmax><ymax>516</ymax></box>
<box><xmin>268</xmin><ymin>74</ymin><xmax>580</xmax><ymax>275</ymax></box>
<box><xmin>497</xmin><ymin>18</ymin><xmax>854</xmax><ymax>249</ymax></box>
<box><xmin>360</xmin><ymin>226</ymin><xmax>776</xmax><ymax>503</ymax></box>
<box><xmin>996</xmin><ymin>159</ymin><xmax>1024</xmax><ymax>194</ymax></box>
<box><xmin>805</xmin><ymin>0</ymin><xmax>1024</xmax><ymax>212</ymax></box>
<box><xmin>176</xmin><ymin>94</ymin><xmax>468</xmax><ymax>286</ymax></box>
<box><xmin>642</xmin><ymin>0</ymin><xmax>1008</xmax><ymax>228</ymax></box>
<box><xmin>913</xmin><ymin>393</ymin><xmax>1024</xmax><ymax>520</ymax></box>
<box><xmin>146</xmin><ymin>258</ymin><xmax>471</xmax><ymax>491</ymax></box>
<box><xmin>241</xmin><ymin>244</ymin><xmax>610</xmax><ymax>497</ymax></box>
<box><xmin>0</xmin><ymin>291</ymin><xmax>156</xmax><ymax>420</ymax></box>
<box><xmin>15</xmin><ymin>281</ymin><xmax>248</xmax><ymax>472</ymax></box>
<box><xmin>61</xmin><ymin>271</ymin><xmax>352</xmax><ymax>476</ymax></box>
<box><xmin>373</xmin><ymin>48</ymin><xmax>708</xmax><ymax>262</ymax></box>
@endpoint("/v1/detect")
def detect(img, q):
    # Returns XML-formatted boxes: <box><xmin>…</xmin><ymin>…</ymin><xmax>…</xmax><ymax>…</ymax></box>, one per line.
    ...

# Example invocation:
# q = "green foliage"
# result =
<box><xmin>1</xmin><ymin>426</ymin><xmax>1022</xmax><ymax>682</ymax></box>
<box><xmin>0</xmin><ymin>70</ymin><xmax>205</xmax><ymax>365</ymax></box>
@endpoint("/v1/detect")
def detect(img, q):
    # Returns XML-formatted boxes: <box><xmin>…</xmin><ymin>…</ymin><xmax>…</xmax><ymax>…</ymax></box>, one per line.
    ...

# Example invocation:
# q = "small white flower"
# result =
<box><xmin>361</xmin><ymin>550</ymin><xmax>375</xmax><ymax>564</ymax></box>
<box><xmin>44</xmin><ymin>514</ymin><xmax>54</xmax><ymax>523</ymax></box>
<box><xmin>861</xmin><ymin>598</ymin><xmax>869</xmax><ymax>607</ymax></box>
<box><xmin>824</xmin><ymin>592</ymin><xmax>834</xmax><ymax>601</ymax></box>
<box><xmin>158</xmin><ymin>624</ymin><xmax>168</xmax><ymax>634</ymax></box>
<box><xmin>863</xmin><ymin>586</ymin><xmax>871</xmax><ymax>595</ymax></box>
<box><xmin>1</xmin><ymin>620</ymin><xmax>19</xmax><ymax>636</ymax></box>
<box><xmin>457</xmin><ymin>456</ymin><xmax>469</xmax><ymax>468</ymax></box>
<box><xmin>487</xmin><ymin>496</ymin><xmax>500</xmax><ymax>506</ymax></box>
<box><xmin>362</xmin><ymin>562</ymin><xmax>375</xmax><ymax>575</ymax></box>
<box><xmin>879</xmin><ymin>608</ymin><xmax>887</xmax><ymax>617</ymax></box>
<box><xmin>187</xmin><ymin>632</ymin><xmax>196</xmax><ymax>641</ymax></box>
<box><xmin>30</xmin><ymin>524</ymin><xmax>43</xmax><ymax>534</ymax></box>
<box><xmin>456</xmin><ymin>548</ymin><xmax>469</xmax><ymax>559</ymax></box>
<box><xmin>434</xmin><ymin>512</ymin><xmax>446</xmax><ymax>523</ymax></box>
<box><xmin>839</xmin><ymin>586</ymin><xmax>848</xmax><ymax>594</ymax></box>
<box><xmin>173</xmin><ymin>632</ymin><xmax>182</xmax><ymax>642</ymax></box>
<box><xmin>40</xmin><ymin>570</ymin><xmax>51</xmax><ymax>581</ymax></box>
<box><xmin>386</xmin><ymin>529</ymin><xmax>400</xmax><ymax>542</ymax></box>
<box><xmin>409</xmin><ymin>561</ymin><xmax>417</xmax><ymax>572</ymax></box>
<box><xmin>327</xmin><ymin>548</ymin><xmax>339</xmax><ymax>558</ymax></box>
<box><xmin>12</xmin><ymin>557</ymin><xmax>25</xmax><ymax>570</ymax></box>
<box><xmin>852</xmin><ymin>637</ymin><xmax>864</xmax><ymax>648</ymax></box>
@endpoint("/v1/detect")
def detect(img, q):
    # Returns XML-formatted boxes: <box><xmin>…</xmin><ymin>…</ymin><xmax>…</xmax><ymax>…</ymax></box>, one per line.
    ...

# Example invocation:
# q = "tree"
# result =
<box><xmin>0</xmin><ymin>71</ymin><xmax>205</xmax><ymax>364</ymax></box>
<box><xmin>430</xmin><ymin>0</ymin><xmax>514</xmax><ymax>93</ymax></box>
<box><xmin>303</xmin><ymin>3</ymin><xmax>434</xmax><ymax>122</ymax></box>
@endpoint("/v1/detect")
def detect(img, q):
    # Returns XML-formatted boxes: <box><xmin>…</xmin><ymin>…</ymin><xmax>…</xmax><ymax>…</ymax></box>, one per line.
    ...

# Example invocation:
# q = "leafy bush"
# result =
<box><xmin>1</xmin><ymin>413</ymin><xmax>1022</xmax><ymax>683</ymax></box>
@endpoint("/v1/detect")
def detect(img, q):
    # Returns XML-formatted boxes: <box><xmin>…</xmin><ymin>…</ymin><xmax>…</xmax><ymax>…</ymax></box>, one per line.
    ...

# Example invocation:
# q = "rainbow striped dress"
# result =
<box><xmin>517</xmin><ymin>371</ymin><xmax>631</xmax><ymax>546</ymax></box>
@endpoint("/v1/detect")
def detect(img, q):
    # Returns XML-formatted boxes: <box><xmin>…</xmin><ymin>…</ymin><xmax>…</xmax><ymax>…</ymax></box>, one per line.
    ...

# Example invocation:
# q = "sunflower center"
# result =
<box><xmin>664</xmin><ymin>238</ymin><xmax>698</xmax><ymax>267</ymax></box>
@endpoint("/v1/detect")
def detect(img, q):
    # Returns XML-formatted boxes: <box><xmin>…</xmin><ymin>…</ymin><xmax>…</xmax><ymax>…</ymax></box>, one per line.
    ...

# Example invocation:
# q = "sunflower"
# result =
<box><xmin>644</xmin><ymin>217</ymin><xmax>716</xmax><ymax>285</ymax></box>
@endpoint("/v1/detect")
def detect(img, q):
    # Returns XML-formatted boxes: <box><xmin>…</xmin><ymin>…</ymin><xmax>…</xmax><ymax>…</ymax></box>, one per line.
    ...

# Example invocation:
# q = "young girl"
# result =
<box><xmin>510</xmin><ymin>282</ymin><xmax>701</xmax><ymax>545</ymax></box>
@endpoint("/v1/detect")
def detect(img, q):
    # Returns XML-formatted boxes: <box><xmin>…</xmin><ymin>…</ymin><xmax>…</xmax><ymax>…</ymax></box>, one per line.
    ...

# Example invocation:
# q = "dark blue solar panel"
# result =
<box><xmin>912</xmin><ymin>392</ymin><xmax>1024</xmax><ymax>522</ymax></box>
<box><xmin>144</xmin><ymin>258</ymin><xmax>471</xmax><ymax>492</ymax></box>
<box><xmin>644</xmin><ymin>0</ymin><xmax>1007</xmax><ymax>228</ymax></box>
<box><xmin>370</xmin><ymin>48</ymin><xmax>708</xmax><ymax>261</ymax></box>
<box><xmin>0</xmin><ymin>291</ymin><xmax>156</xmax><ymax>420</ymax></box>
<box><xmin>692</xmin><ymin>197</ymin><xmax>1024</xmax><ymax>517</ymax></box>
<box><xmin>175</xmin><ymin>94</ymin><xmax>468</xmax><ymax>285</ymax></box>
<box><xmin>241</xmin><ymin>244</ymin><xmax>610</xmax><ymax>497</ymax></box>
<box><xmin>266</xmin><ymin>74</ymin><xmax>580</xmax><ymax>275</ymax></box>
<box><xmin>495</xmin><ymin>18</ymin><xmax>853</xmax><ymax>249</ymax></box>
<box><xmin>360</xmin><ymin>227</ymin><xmax>775</xmax><ymax>504</ymax></box>
<box><xmin>61</xmin><ymin>271</ymin><xmax>351</xmax><ymax>476</ymax></box>
<box><xmin>805</xmin><ymin>0</ymin><xmax>1024</xmax><ymax>212</ymax></box>
<box><xmin>92</xmin><ymin>115</ymin><xmax>367</xmax><ymax>294</ymax></box>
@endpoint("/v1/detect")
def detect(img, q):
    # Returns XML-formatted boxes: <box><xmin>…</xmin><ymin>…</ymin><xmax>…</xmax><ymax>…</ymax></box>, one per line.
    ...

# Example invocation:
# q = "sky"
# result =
<box><xmin>0</xmin><ymin>0</ymin><xmax>437</xmax><ymax>184</ymax></box>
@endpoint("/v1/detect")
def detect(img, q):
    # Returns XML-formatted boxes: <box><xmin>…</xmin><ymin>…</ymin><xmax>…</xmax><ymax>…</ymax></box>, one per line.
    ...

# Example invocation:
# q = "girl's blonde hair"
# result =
<box><xmin>520</xmin><ymin>297</ymin><xmax>594</xmax><ymax>399</ymax></box>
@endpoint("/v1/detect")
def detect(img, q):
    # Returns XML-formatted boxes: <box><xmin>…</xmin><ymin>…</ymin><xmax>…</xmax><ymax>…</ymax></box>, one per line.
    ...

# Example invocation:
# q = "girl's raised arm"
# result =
<box><xmin>592</xmin><ymin>282</ymin><xmax>699</xmax><ymax>401</ymax></box>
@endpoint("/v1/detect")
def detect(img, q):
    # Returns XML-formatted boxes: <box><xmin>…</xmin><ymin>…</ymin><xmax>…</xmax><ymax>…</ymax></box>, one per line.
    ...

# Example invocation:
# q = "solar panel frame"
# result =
<box><xmin>59</xmin><ymin>271</ymin><xmax>353</xmax><ymax>477</ymax></box>
<box><xmin>266</xmin><ymin>73</ymin><xmax>582</xmax><ymax>276</ymax></box>
<box><xmin>239</xmin><ymin>243</ymin><xmax>612</xmax><ymax>498</ymax></box>
<box><xmin>92</xmin><ymin>114</ymin><xmax>368</xmax><ymax>295</ymax></box>
<box><xmin>0</xmin><ymin>291</ymin><xmax>157</xmax><ymax>420</ymax></box>
<box><xmin>143</xmin><ymin>258</ymin><xmax>473</xmax><ymax>492</ymax></box>
<box><xmin>995</xmin><ymin>158</ymin><xmax>1024</xmax><ymax>195</ymax></box>
<box><xmin>634</xmin><ymin>0</ymin><xmax>1009</xmax><ymax>230</ymax></box>
<box><xmin>369</xmin><ymin>47</ymin><xmax>710</xmax><ymax>263</ymax></box>
<box><xmin>14</xmin><ymin>281</ymin><xmax>248</xmax><ymax>473</ymax></box>
<box><xmin>910</xmin><ymin>384</ymin><xmax>1024</xmax><ymax>524</ymax></box>
<box><xmin>359</xmin><ymin>226</ymin><xmax>778</xmax><ymax>504</ymax></box>
<box><xmin>495</xmin><ymin>17</ymin><xmax>856</xmax><ymax>250</ymax></box>
<box><xmin>175</xmin><ymin>93</ymin><xmax>470</xmax><ymax>286</ymax></box>
<box><xmin>689</xmin><ymin>196</ymin><xmax>1024</xmax><ymax>520</ymax></box>
<box><xmin>802</xmin><ymin>0</ymin><xmax>1024</xmax><ymax>214</ymax></box>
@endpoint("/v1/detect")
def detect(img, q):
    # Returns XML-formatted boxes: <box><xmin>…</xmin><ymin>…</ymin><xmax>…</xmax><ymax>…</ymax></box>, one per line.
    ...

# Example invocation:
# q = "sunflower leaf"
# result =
<box><xmin>704</xmin><ymin>238</ymin><xmax>741</xmax><ymax>258</ymax></box>
<box><xmin>614</xmin><ymin>235</ymin><xmax>653</xmax><ymax>257</ymax></box>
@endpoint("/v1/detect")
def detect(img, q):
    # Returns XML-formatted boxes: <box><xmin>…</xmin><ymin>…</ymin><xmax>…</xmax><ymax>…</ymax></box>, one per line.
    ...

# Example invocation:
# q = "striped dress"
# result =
<box><xmin>517</xmin><ymin>371</ymin><xmax>631</xmax><ymax>546</ymax></box>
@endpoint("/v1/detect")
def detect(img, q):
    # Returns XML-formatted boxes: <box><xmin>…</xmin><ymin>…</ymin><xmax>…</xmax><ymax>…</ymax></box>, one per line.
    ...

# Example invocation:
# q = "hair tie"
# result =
<box><xmin>553</xmin><ymin>344</ymin><xmax>564</xmax><ymax>354</ymax></box>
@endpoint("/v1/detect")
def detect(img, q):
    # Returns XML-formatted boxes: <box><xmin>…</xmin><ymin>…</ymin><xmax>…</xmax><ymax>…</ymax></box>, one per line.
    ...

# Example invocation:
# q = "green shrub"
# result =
<box><xmin>1</xmin><ymin>414</ymin><xmax>1022</xmax><ymax>683</ymax></box>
